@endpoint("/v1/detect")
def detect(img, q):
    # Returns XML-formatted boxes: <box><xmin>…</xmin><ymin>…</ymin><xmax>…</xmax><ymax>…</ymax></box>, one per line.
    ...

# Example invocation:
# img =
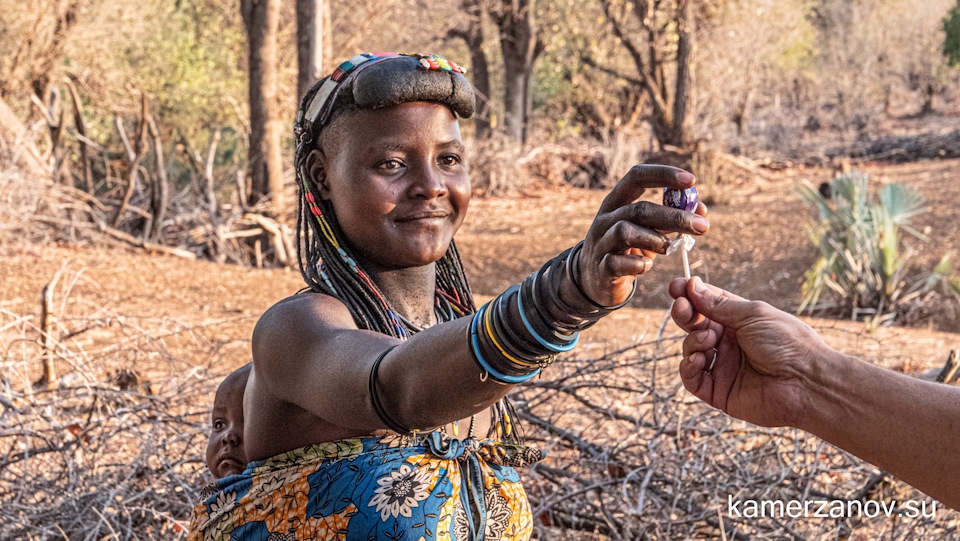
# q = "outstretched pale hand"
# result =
<box><xmin>578</xmin><ymin>165</ymin><xmax>709</xmax><ymax>307</ymax></box>
<box><xmin>669</xmin><ymin>277</ymin><xmax>835</xmax><ymax>429</ymax></box>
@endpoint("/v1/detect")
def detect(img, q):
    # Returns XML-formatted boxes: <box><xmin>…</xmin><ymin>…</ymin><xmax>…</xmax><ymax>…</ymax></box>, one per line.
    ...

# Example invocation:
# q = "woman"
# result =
<box><xmin>190</xmin><ymin>52</ymin><xmax>708</xmax><ymax>540</ymax></box>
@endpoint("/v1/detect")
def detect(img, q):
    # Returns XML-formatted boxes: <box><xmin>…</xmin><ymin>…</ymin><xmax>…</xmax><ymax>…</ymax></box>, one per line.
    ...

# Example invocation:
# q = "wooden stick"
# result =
<box><xmin>244</xmin><ymin>212</ymin><xmax>289</xmax><ymax>266</ymax></box>
<box><xmin>38</xmin><ymin>277</ymin><xmax>60</xmax><ymax>388</ymax></box>
<box><xmin>145</xmin><ymin>118</ymin><xmax>169</xmax><ymax>242</ymax></box>
<box><xmin>97</xmin><ymin>221</ymin><xmax>196</xmax><ymax>259</ymax></box>
<box><xmin>936</xmin><ymin>350</ymin><xmax>959</xmax><ymax>384</ymax></box>
<box><xmin>65</xmin><ymin>76</ymin><xmax>93</xmax><ymax>193</ymax></box>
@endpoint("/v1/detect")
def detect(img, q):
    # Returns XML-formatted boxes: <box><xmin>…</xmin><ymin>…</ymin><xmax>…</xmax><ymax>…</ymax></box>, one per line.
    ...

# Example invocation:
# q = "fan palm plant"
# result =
<box><xmin>798</xmin><ymin>172</ymin><xmax>929</xmax><ymax>327</ymax></box>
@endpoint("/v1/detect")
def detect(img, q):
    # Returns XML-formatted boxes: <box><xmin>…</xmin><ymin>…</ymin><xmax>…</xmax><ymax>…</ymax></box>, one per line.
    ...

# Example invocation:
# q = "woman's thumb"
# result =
<box><xmin>688</xmin><ymin>277</ymin><xmax>754</xmax><ymax>328</ymax></box>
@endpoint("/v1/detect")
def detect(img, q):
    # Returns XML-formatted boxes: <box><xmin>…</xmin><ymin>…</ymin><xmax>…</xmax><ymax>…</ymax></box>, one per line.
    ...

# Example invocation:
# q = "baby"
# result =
<box><xmin>205</xmin><ymin>364</ymin><xmax>250</xmax><ymax>478</ymax></box>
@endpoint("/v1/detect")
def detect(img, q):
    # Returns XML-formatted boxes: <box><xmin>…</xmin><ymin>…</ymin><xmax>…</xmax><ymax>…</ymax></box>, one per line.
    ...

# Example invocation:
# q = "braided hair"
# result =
<box><xmin>292</xmin><ymin>59</ymin><xmax>524</xmax><ymax>446</ymax></box>
<box><xmin>294</xmin><ymin>79</ymin><xmax>476</xmax><ymax>338</ymax></box>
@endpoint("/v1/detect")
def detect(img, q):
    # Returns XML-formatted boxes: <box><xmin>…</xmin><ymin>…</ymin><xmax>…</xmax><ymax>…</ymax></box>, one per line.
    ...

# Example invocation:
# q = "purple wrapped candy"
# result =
<box><xmin>662</xmin><ymin>186</ymin><xmax>699</xmax><ymax>212</ymax></box>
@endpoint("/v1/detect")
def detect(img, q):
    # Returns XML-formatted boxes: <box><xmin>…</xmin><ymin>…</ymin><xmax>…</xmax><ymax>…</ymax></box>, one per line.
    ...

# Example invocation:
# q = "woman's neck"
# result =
<box><xmin>366</xmin><ymin>262</ymin><xmax>438</xmax><ymax>328</ymax></box>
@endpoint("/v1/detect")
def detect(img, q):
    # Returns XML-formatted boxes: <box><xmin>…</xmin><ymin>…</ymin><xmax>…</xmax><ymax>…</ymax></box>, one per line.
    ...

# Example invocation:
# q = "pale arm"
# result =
<box><xmin>670</xmin><ymin>276</ymin><xmax>960</xmax><ymax>509</ymax></box>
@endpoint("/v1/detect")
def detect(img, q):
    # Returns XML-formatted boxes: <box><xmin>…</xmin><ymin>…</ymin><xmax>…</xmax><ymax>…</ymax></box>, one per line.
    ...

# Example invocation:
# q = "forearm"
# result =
<box><xmin>383</xmin><ymin>247</ymin><xmax>607</xmax><ymax>430</ymax></box>
<box><xmin>801</xmin><ymin>350</ymin><xmax>960</xmax><ymax>508</ymax></box>
<box><xmin>382</xmin><ymin>315</ymin><xmax>514</xmax><ymax>429</ymax></box>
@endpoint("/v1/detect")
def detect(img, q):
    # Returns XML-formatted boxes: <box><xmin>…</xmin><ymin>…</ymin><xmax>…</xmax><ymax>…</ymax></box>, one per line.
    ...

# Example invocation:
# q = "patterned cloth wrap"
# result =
<box><xmin>189</xmin><ymin>432</ymin><xmax>544</xmax><ymax>540</ymax></box>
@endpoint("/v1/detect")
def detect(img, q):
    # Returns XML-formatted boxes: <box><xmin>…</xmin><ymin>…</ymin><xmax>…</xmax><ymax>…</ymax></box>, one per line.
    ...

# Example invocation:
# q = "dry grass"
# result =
<box><xmin>0</xmin><ymin>268</ymin><xmax>249</xmax><ymax>540</ymax></box>
<box><xmin>515</xmin><ymin>331</ymin><xmax>960</xmax><ymax>540</ymax></box>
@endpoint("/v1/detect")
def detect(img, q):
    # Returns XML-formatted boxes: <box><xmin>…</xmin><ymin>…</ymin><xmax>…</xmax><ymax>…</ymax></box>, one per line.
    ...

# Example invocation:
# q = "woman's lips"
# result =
<box><xmin>396</xmin><ymin>210</ymin><xmax>450</xmax><ymax>222</ymax></box>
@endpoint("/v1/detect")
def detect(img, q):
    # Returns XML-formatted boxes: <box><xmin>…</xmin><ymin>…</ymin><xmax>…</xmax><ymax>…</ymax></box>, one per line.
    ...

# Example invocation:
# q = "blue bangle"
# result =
<box><xmin>516</xmin><ymin>289</ymin><xmax>579</xmax><ymax>353</ymax></box>
<box><xmin>469</xmin><ymin>303</ymin><xmax>541</xmax><ymax>383</ymax></box>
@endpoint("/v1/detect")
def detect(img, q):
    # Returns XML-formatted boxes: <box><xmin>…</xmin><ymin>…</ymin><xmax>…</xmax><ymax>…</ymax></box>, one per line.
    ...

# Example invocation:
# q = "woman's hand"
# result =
<box><xmin>578</xmin><ymin>165</ymin><xmax>709</xmax><ymax>306</ymax></box>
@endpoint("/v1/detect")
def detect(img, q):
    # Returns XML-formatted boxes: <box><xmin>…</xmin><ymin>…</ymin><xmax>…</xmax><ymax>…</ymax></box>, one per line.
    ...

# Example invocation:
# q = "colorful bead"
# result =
<box><xmin>662</xmin><ymin>186</ymin><xmax>699</xmax><ymax>212</ymax></box>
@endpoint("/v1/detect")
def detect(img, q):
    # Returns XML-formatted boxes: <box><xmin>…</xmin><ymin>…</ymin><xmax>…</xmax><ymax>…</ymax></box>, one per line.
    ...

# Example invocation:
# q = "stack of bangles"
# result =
<box><xmin>469</xmin><ymin>241</ymin><xmax>636</xmax><ymax>384</ymax></box>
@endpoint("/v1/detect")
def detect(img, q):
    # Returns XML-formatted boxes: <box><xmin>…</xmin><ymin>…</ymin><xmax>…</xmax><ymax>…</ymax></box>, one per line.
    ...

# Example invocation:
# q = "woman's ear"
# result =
<box><xmin>304</xmin><ymin>148</ymin><xmax>331</xmax><ymax>199</ymax></box>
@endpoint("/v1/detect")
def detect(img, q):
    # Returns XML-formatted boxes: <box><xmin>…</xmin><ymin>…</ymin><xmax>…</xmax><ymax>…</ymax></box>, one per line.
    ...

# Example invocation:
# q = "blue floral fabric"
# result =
<box><xmin>189</xmin><ymin>433</ymin><xmax>543</xmax><ymax>540</ymax></box>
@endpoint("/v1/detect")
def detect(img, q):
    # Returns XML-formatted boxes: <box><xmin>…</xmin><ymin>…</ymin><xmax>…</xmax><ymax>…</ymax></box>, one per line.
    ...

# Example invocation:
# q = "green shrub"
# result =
<box><xmin>798</xmin><ymin>171</ymin><xmax>929</xmax><ymax>327</ymax></box>
<box><xmin>945</xmin><ymin>0</ymin><xmax>960</xmax><ymax>67</ymax></box>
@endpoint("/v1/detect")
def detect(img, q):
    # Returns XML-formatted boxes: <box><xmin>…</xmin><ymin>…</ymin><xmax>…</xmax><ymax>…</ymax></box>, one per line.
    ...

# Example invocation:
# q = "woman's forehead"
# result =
<box><xmin>328</xmin><ymin>102</ymin><xmax>462</xmax><ymax>150</ymax></box>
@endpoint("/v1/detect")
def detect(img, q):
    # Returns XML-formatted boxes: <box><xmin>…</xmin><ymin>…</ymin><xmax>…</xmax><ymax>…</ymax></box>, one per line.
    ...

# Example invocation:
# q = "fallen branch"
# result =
<box><xmin>97</xmin><ymin>221</ymin><xmax>196</xmax><ymax>260</ymax></box>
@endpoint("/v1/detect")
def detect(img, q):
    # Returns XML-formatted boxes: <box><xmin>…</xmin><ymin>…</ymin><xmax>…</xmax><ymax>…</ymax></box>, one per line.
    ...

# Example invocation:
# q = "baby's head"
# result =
<box><xmin>205</xmin><ymin>364</ymin><xmax>251</xmax><ymax>478</ymax></box>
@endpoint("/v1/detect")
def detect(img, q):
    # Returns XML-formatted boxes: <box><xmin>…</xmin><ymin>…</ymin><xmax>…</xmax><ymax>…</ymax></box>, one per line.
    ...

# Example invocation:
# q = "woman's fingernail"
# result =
<box><xmin>677</xmin><ymin>171</ymin><xmax>695</xmax><ymax>185</ymax></box>
<box><xmin>692</xmin><ymin>217</ymin><xmax>709</xmax><ymax>234</ymax></box>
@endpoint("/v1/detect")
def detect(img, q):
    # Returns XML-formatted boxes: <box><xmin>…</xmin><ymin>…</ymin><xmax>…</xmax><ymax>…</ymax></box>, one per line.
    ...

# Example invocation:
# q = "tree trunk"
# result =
<box><xmin>450</xmin><ymin>0</ymin><xmax>492</xmax><ymax>139</ymax></box>
<box><xmin>493</xmin><ymin>0</ymin><xmax>538</xmax><ymax>142</ymax></box>
<box><xmin>242</xmin><ymin>0</ymin><xmax>284</xmax><ymax>216</ymax></box>
<box><xmin>671</xmin><ymin>0</ymin><xmax>695</xmax><ymax>148</ymax></box>
<box><xmin>297</xmin><ymin>0</ymin><xmax>324</xmax><ymax>104</ymax></box>
<box><xmin>146</xmin><ymin>118</ymin><xmax>168</xmax><ymax>242</ymax></box>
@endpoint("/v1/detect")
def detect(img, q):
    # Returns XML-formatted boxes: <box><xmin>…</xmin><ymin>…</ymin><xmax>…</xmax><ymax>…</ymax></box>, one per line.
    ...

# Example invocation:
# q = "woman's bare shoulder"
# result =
<box><xmin>257</xmin><ymin>291</ymin><xmax>355</xmax><ymax>335</ymax></box>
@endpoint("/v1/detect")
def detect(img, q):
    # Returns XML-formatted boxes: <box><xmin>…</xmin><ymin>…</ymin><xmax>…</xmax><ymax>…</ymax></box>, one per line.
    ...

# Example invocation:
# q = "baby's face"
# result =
<box><xmin>205</xmin><ymin>377</ymin><xmax>247</xmax><ymax>478</ymax></box>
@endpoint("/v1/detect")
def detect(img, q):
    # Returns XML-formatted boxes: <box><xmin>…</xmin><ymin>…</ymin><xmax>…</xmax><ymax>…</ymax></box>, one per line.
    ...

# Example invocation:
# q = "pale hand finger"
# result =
<box><xmin>679</xmin><ymin>351</ymin><xmax>713</xmax><ymax>402</ymax></box>
<box><xmin>682</xmin><ymin>328</ymin><xmax>720</xmax><ymax>360</ymax></box>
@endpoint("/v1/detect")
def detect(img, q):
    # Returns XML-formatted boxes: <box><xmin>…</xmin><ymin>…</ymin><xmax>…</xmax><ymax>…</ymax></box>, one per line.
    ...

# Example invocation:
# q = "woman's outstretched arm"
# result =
<box><xmin>251</xmin><ymin>165</ymin><xmax>708</xmax><ymax>438</ymax></box>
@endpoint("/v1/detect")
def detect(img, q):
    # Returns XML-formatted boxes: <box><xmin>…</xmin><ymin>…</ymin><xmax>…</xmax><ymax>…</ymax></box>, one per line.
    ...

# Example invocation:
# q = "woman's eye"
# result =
<box><xmin>439</xmin><ymin>154</ymin><xmax>461</xmax><ymax>166</ymax></box>
<box><xmin>378</xmin><ymin>159</ymin><xmax>404</xmax><ymax>170</ymax></box>
<box><xmin>213</xmin><ymin>420</ymin><xmax>226</xmax><ymax>431</ymax></box>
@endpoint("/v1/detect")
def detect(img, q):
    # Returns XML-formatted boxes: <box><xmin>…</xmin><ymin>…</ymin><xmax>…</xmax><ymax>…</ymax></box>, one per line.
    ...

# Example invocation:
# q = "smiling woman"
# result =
<box><xmin>188</xmin><ymin>52</ymin><xmax>709</xmax><ymax>541</ymax></box>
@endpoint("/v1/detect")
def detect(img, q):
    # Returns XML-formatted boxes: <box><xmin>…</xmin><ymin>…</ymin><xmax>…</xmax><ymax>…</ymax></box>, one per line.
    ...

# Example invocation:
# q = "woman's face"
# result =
<box><xmin>310</xmin><ymin>102</ymin><xmax>471</xmax><ymax>272</ymax></box>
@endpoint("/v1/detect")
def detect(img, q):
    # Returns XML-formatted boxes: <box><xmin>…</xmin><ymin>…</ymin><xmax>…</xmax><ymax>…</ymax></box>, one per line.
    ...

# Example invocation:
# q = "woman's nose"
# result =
<box><xmin>408</xmin><ymin>162</ymin><xmax>447</xmax><ymax>199</ymax></box>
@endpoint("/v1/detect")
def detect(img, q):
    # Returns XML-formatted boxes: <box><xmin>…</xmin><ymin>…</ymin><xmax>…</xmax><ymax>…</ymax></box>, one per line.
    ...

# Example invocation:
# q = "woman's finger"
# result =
<box><xmin>599</xmin><ymin>201</ymin><xmax>708</xmax><ymax>238</ymax></box>
<box><xmin>592</xmin><ymin>219</ymin><xmax>672</xmax><ymax>256</ymax></box>
<box><xmin>599</xmin><ymin>165</ymin><xmax>695</xmax><ymax>214</ymax></box>
<box><xmin>598</xmin><ymin>252</ymin><xmax>652</xmax><ymax>278</ymax></box>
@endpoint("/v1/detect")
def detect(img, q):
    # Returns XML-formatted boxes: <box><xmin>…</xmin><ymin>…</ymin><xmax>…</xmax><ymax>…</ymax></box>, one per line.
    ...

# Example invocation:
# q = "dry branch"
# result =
<box><xmin>37</xmin><ymin>278</ymin><xmax>60</xmax><ymax>388</ymax></box>
<box><xmin>97</xmin><ymin>221</ymin><xmax>196</xmax><ymax>260</ymax></box>
<box><xmin>243</xmin><ymin>212</ymin><xmax>292</xmax><ymax>266</ymax></box>
<box><xmin>112</xmin><ymin>92</ymin><xmax>150</xmax><ymax>228</ymax></box>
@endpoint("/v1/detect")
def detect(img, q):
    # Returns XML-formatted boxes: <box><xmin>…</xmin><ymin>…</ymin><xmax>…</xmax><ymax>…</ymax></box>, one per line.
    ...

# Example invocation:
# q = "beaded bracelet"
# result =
<box><xmin>537</xmin><ymin>252</ymin><xmax>602</xmax><ymax>332</ymax></box>
<box><xmin>490</xmin><ymin>285</ymin><xmax>550</xmax><ymax>361</ymax></box>
<box><xmin>468</xmin><ymin>302</ymin><xmax>541</xmax><ymax>383</ymax></box>
<box><xmin>516</xmin><ymin>283</ymin><xmax>579</xmax><ymax>354</ymax></box>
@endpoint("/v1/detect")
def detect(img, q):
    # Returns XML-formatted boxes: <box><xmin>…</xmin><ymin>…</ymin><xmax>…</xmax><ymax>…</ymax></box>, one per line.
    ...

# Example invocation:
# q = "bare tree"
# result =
<box><xmin>241</xmin><ymin>0</ymin><xmax>284</xmax><ymax>216</ymax></box>
<box><xmin>297</xmin><ymin>0</ymin><xmax>324</xmax><ymax>104</ymax></box>
<box><xmin>597</xmin><ymin>0</ymin><xmax>698</xmax><ymax>150</ymax></box>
